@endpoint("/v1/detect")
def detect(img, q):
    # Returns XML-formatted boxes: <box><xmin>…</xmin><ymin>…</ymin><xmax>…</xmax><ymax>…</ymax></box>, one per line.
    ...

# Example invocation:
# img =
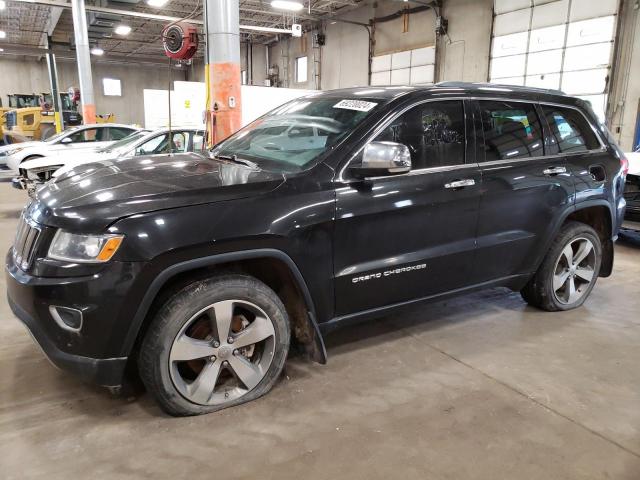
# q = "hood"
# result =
<box><xmin>51</xmin><ymin>150</ymin><xmax>117</xmax><ymax>177</ymax></box>
<box><xmin>0</xmin><ymin>141</ymin><xmax>43</xmax><ymax>155</ymax></box>
<box><xmin>31</xmin><ymin>152</ymin><xmax>285</xmax><ymax>231</ymax></box>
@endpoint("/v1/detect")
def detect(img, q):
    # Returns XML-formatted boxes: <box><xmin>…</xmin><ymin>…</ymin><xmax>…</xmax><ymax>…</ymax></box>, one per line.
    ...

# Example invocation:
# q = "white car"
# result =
<box><xmin>14</xmin><ymin>127</ymin><xmax>205</xmax><ymax>195</ymax></box>
<box><xmin>5</xmin><ymin>123</ymin><xmax>141</xmax><ymax>172</ymax></box>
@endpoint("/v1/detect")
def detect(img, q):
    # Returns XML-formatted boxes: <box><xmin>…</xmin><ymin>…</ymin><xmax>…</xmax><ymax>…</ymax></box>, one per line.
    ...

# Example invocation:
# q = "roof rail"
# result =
<box><xmin>435</xmin><ymin>81</ymin><xmax>566</xmax><ymax>96</ymax></box>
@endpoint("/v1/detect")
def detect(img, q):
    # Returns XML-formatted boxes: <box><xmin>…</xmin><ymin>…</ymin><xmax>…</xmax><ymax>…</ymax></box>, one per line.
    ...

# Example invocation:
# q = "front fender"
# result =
<box><xmin>119</xmin><ymin>248</ymin><xmax>327</xmax><ymax>364</ymax></box>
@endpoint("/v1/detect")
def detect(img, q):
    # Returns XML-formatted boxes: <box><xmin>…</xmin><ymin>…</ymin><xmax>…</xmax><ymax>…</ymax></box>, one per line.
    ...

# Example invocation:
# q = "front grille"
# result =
<box><xmin>13</xmin><ymin>214</ymin><xmax>42</xmax><ymax>270</ymax></box>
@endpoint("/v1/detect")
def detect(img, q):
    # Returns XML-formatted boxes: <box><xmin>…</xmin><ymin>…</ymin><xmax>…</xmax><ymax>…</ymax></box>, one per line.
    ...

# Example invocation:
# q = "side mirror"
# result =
<box><xmin>60</xmin><ymin>137</ymin><xmax>73</xmax><ymax>144</ymax></box>
<box><xmin>349</xmin><ymin>141</ymin><xmax>411</xmax><ymax>178</ymax></box>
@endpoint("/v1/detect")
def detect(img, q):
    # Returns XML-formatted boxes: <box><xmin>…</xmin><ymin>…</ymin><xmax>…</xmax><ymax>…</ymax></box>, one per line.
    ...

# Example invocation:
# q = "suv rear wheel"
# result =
<box><xmin>521</xmin><ymin>221</ymin><xmax>602</xmax><ymax>311</ymax></box>
<box><xmin>138</xmin><ymin>274</ymin><xmax>290</xmax><ymax>416</ymax></box>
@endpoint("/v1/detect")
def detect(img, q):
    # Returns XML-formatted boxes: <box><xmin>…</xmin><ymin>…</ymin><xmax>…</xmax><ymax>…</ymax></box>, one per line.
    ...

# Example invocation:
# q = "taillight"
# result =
<box><xmin>621</xmin><ymin>155</ymin><xmax>629</xmax><ymax>176</ymax></box>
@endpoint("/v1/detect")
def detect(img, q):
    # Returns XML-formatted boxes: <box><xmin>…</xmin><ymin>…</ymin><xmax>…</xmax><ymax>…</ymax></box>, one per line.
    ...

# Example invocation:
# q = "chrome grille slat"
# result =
<box><xmin>13</xmin><ymin>214</ymin><xmax>42</xmax><ymax>270</ymax></box>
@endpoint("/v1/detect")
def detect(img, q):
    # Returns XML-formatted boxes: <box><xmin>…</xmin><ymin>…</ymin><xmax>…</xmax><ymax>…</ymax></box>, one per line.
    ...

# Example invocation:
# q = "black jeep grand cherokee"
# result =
<box><xmin>6</xmin><ymin>83</ymin><xmax>629</xmax><ymax>416</ymax></box>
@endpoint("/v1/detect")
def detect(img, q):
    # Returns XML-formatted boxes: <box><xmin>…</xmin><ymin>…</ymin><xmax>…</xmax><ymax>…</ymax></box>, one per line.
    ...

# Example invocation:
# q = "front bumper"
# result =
<box><xmin>8</xmin><ymin>294</ymin><xmax>127</xmax><ymax>386</ymax></box>
<box><xmin>5</xmin><ymin>251</ymin><xmax>145</xmax><ymax>387</ymax></box>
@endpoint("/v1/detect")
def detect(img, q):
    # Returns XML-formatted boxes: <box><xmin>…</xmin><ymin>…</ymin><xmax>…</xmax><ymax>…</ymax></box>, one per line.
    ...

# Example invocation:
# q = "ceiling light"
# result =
<box><xmin>271</xmin><ymin>1</ymin><xmax>304</xmax><ymax>11</ymax></box>
<box><xmin>0</xmin><ymin>48</ymin><xmax>4</xmax><ymax>52</ymax></box>
<box><xmin>146</xmin><ymin>0</ymin><xmax>169</xmax><ymax>6</ymax></box>
<box><xmin>0</xmin><ymin>1</ymin><xmax>6</xmax><ymax>10</ymax></box>
<box><xmin>91</xmin><ymin>47</ymin><xmax>104</xmax><ymax>56</ymax></box>
<box><xmin>0</xmin><ymin>31</ymin><xmax>6</xmax><ymax>39</ymax></box>
<box><xmin>114</xmin><ymin>25</ymin><xmax>131</xmax><ymax>36</ymax></box>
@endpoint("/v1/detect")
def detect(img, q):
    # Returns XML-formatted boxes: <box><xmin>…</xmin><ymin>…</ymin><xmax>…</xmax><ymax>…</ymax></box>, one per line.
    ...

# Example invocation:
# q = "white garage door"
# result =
<box><xmin>371</xmin><ymin>46</ymin><xmax>436</xmax><ymax>86</ymax></box>
<box><xmin>490</xmin><ymin>0</ymin><xmax>619</xmax><ymax>120</ymax></box>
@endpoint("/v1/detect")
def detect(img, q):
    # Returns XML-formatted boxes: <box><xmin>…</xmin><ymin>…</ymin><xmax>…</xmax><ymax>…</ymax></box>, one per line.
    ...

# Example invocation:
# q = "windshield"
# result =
<box><xmin>47</xmin><ymin>126</ymin><xmax>80</xmax><ymax>143</ymax></box>
<box><xmin>211</xmin><ymin>96</ymin><xmax>382</xmax><ymax>173</ymax></box>
<box><xmin>100</xmin><ymin>131</ymin><xmax>147</xmax><ymax>152</ymax></box>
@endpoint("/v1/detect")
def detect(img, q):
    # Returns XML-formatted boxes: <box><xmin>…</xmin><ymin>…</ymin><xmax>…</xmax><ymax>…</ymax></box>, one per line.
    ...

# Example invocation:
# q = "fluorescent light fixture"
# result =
<box><xmin>114</xmin><ymin>25</ymin><xmax>132</xmax><ymax>36</ymax></box>
<box><xmin>146</xmin><ymin>0</ymin><xmax>169</xmax><ymax>6</ymax></box>
<box><xmin>271</xmin><ymin>1</ymin><xmax>304</xmax><ymax>11</ymax></box>
<box><xmin>0</xmin><ymin>1</ymin><xmax>6</xmax><ymax>10</ymax></box>
<box><xmin>0</xmin><ymin>30</ymin><xmax>6</xmax><ymax>39</ymax></box>
<box><xmin>91</xmin><ymin>47</ymin><xmax>104</xmax><ymax>56</ymax></box>
<box><xmin>0</xmin><ymin>48</ymin><xmax>4</xmax><ymax>52</ymax></box>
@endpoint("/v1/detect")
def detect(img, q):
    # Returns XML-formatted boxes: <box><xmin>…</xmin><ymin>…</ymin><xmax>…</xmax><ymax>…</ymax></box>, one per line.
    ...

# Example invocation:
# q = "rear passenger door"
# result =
<box><xmin>472</xmin><ymin>99</ymin><xmax>575</xmax><ymax>282</ymax></box>
<box><xmin>540</xmin><ymin>105</ymin><xmax>610</xmax><ymax>207</ymax></box>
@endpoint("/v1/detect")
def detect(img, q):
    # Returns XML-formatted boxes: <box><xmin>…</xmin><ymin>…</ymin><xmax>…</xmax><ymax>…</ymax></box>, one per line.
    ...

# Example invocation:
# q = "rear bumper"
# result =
<box><xmin>8</xmin><ymin>294</ymin><xmax>127</xmax><ymax>386</ymax></box>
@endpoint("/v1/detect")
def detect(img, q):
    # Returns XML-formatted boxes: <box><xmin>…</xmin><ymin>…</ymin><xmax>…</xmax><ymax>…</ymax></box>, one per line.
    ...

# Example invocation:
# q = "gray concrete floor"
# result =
<box><xmin>0</xmin><ymin>183</ymin><xmax>639</xmax><ymax>480</ymax></box>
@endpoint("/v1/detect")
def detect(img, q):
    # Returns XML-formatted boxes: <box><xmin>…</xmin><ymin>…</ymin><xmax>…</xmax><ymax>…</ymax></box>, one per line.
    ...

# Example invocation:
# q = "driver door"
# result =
<box><xmin>333</xmin><ymin>99</ymin><xmax>481</xmax><ymax>316</ymax></box>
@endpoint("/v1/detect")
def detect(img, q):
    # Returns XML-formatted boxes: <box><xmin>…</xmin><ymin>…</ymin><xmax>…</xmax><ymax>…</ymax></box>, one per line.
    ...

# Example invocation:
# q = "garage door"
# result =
<box><xmin>489</xmin><ymin>0</ymin><xmax>619</xmax><ymax>120</ymax></box>
<box><xmin>371</xmin><ymin>46</ymin><xmax>436</xmax><ymax>86</ymax></box>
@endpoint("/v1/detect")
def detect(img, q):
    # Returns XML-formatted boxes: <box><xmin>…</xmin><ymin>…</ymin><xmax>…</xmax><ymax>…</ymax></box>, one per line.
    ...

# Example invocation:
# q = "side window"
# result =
<box><xmin>171</xmin><ymin>132</ymin><xmax>188</xmax><ymax>153</ymax></box>
<box><xmin>192</xmin><ymin>132</ymin><xmax>205</xmax><ymax>152</ymax></box>
<box><xmin>541</xmin><ymin>106</ymin><xmax>600</xmax><ymax>153</ymax></box>
<box><xmin>478</xmin><ymin>101</ymin><xmax>543</xmax><ymax>161</ymax></box>
<box><xmin>67</xmin><ymin>127</ymin><xmax>100</xmax><ymax>143</ymax></box>
<box><xmin>373</xmin><ymin>100</ymin><xmax>465</xmax><ymax>169</ymax></box>
<box><xmin>109</xmin><ymin>127</ymin><xmax>134</xmax><ymax>141</ymax></box>
<box><xmin>135</xmin><ymin>134</ymin><xmax>167</xmax><ymax>155</ymax></box>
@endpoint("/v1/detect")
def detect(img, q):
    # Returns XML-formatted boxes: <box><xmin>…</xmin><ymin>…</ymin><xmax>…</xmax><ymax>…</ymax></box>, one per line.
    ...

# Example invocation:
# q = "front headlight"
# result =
<box><xmin>48</xmin><ymin>231</ymin><xmax>124</xmax><ymax>263</ymax></box>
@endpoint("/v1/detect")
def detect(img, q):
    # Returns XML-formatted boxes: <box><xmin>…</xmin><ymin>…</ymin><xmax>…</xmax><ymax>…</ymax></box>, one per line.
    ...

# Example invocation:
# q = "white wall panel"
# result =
<box><xmin>492</xmin><ymin>32</ymin><xmax>529</xmax><ymax>57</ymax></box>
<box><xmin>490</xmin><ymin>55</ymin><xmax>526</xmax><ymax>79</ymax></box>
<box><xmin>411</xmin><ymin>46</ymin><xmax>435</xmax><ymax>66</ymax></box>
<box><xmin>528</xmin><ymin>24</ymin><xmax>566</xmax><ymax>51</ymax></box>
<box><xmin>531</xmin><ymin>0</ymin><xmax>568</xmax><ymax>28</ymax></box>
<box><xmin>371</xmin><ymin>71</ymin><xmax>391</xmax><ymax>86</ymax></box>
<box><xmin>527</xmin><ymin>49</ymin><xmax>563</xmax><ymax>74</ymax></box>
<box><xmin>391</xmin><ymin>51</ymin><xmax>411</xmax><ymax>70</ymax></box>
<box><xmin>371</xmin><ymin>54</ymin><xmax>391</xmax><ymax>73</ymax></box>
<box><xmin>410</xmin><ymin>65</ymin><xmax>435</xmax><ymax>85</ymax></box>
<box><xmin>563</xmin><ymin>43</ymin><xmax>612</xmax><ymax>71</ymax></box>
<box><xmin>526</xmin><ymin>73</ymin><xmax>561</xmax><ymax>89</ymax></box>
<box><xmin>494</xmin><ymin>0</ymin><xmax>530</xmax><ymax>15</ymax></box>
<box><xmin>391</xmin><ymin>68</ymin><xmax>411</xmax><ymax>85</ymax></box>
<box><xmin>569</xmin><ymin>0</ymin><xmax>617</xmax><ymax>21</ymax></box>
<box><xmin>566</xmin><ymin>16</ymin><xmax>615</xmax><ymax>46</ymax></box>
<box><xmin>494</xmin><ymin>9</ymin><xmax>532</xmax><ymax>36</ymax></box>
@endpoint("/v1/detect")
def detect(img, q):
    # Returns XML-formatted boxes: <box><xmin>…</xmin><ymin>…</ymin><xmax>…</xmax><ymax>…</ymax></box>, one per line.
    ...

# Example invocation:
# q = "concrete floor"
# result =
<box><xmin>0</xmin><ymin>184</ymin><xmax>639</xmax><ymax>480</ymax></box>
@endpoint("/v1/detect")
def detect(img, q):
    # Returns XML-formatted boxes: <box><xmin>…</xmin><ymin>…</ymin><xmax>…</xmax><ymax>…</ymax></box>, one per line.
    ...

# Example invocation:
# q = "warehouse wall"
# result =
<box><xmin>609</xmin><ymin>0</ymin><xmax>640</xmax><ymax>151</ymax></box>
<box><xmin>267</xmin><ymin>0</ymin><xmax>493</xmax><ymax>90</ymax></box>
<box><xmin>0</xmin><ymin>57</ymin><xmax>179</xmax><ymax>125</ymax></box>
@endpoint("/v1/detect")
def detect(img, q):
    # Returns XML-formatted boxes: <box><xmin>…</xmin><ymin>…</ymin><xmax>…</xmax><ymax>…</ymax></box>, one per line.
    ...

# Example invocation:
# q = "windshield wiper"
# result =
<box><xmin>213</xmin><ymin>153</ymin><xmax>259</xmax><ymax>169</ymax></box>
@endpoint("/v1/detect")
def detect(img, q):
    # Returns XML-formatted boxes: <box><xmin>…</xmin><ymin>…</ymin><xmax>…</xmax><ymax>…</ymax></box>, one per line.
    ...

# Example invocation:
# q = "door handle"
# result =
<box><xmin>444</xmin><ymin>179</ymin><xmax>476</xmax><ymax>189</ymax></box>
<box><xmin>543</xmin><ymin>166</ymin><xmax>567</xmax><ymax>175</ymax></box>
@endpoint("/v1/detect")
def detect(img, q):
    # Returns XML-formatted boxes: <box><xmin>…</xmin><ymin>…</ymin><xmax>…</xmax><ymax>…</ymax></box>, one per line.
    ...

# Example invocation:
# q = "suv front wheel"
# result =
<box><xmin>521</xmin><ymin>221</ymin><xmax>602</xmax><ymax>311</ymax></box>
<box><xmin>138</xmin><ymin>274</ymin><xmax>291</xmax><ymax>416</ymax></box>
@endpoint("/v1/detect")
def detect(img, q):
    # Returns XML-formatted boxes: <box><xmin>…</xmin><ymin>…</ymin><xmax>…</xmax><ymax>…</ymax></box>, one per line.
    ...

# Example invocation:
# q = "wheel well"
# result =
<box><xmin>565</xmin><ymin>205</ymin><xmax>614</xmax><ymax>276</ymax></box>
<box><xmin>132</xmin><ymin>257</ymin><xmax>321</xmax><ymax>363</ymax></box>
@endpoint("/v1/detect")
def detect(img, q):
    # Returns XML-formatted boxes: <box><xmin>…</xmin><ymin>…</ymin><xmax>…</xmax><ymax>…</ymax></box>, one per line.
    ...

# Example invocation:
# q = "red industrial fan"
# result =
<box><xmin>162</xmin><ymin>22</ymin><xmax>199</xmax><ymax>60</ymax></box>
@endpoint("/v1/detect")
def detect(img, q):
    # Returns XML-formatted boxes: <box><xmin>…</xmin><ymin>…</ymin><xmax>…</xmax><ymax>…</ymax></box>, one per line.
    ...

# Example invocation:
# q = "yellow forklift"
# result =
<box><xmin>4</xmin><ymin>91</ymin><xmax>83</xmax><ymax>140</ymax></box>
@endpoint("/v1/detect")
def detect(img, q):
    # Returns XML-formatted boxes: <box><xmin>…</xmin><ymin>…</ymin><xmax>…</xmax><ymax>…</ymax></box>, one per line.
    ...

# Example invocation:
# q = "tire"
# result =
<box><xmin>521</xmin><ymin>221</ymin><xmax>602</xmax><ymax>311</ymax></box>
<box><xmin>138</xmin><ymin>274</ymin><xmax>290</xmax><ymax>416</ymax></box>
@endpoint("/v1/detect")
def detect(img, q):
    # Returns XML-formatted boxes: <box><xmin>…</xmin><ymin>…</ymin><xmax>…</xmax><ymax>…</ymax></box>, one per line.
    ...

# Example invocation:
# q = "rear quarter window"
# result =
<box><xmin>541</xmin><ymin>105</ymin><xmax>601</xmax><ymax>153</ymax></box>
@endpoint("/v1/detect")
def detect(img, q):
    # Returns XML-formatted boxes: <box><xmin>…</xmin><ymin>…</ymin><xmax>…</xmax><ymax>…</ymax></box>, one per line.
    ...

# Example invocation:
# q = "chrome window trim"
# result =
<box><xmin>336</xmin><ymin>96</ymin><xmax>607</xmax><ymax>182</ymax></box>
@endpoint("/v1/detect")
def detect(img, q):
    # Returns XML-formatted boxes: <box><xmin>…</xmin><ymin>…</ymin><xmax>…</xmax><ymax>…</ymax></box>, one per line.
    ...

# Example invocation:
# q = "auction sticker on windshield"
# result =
<box><xmin>333</xmin><ymin>99</ymin><xmax>378</xmax><ymax>112</ymax></box>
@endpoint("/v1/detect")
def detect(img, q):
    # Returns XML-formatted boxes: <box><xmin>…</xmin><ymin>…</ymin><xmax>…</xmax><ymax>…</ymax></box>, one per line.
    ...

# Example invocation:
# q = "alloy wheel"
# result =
<box><xmin>552</xmin><ymin>237</ymin><xmax>597</xmax><ymax>305</ymax></box>
<box><xmin>168</xmin><ymin>300</ymin><xmax>276</xmax><ymax>406</ymax></box>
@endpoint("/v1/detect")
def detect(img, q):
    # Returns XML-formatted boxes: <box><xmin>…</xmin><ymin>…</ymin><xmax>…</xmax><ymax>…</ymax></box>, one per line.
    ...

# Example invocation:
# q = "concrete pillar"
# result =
<box><xmin>204</xmin><ymin>0</ymin><xmax>242</xmax><ymax>145</ymax></box>
<box><xmin>70</xmin><ymin>0</ymin><xmax>96</xmax><ymax>124</ymax></box>
<box><xmin>45</xmin><ymin>40</ymin><xmax>64</xmax><ymax>133</ymax></box>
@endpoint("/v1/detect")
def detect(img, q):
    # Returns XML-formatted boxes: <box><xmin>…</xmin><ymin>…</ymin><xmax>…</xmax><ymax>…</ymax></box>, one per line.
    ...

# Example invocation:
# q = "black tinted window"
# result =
<box><xmin>541</xmin><ymin>106</ymin><xmax>600</xmax><ymax>153</ymax></box>
<box><xmin>109</xmin><ymin>127</ymin><xmax>135</xmax><ymax>140</ymax></box>
<box><xmin>375</xmin><ymin>100</ymin><xmax>465</xmax><ymax>169</ymax></box>
<box><xmin>479</xmin><ymin>101</ymin><xmax>543</xmax><ymax>161</ymax></box>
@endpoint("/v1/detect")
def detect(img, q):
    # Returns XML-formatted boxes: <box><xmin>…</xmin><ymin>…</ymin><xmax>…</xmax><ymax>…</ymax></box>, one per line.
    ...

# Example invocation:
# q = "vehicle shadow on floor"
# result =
<box><xmin>7</xmin><ymin>287</ymin><xmax>576</xmax><ymax>419</ymax></box>
<box><xmin>617</xmin><ymin>229</ymin><xmax>640</xmax><ymax>248</ymax></box>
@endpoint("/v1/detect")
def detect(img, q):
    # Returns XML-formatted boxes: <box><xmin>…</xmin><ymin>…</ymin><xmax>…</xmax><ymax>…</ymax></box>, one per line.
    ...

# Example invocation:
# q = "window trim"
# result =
<box><xmin>337</xmin><ymin>96</ymin><xmax>606</xmax><ymax>182</ymax></box>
